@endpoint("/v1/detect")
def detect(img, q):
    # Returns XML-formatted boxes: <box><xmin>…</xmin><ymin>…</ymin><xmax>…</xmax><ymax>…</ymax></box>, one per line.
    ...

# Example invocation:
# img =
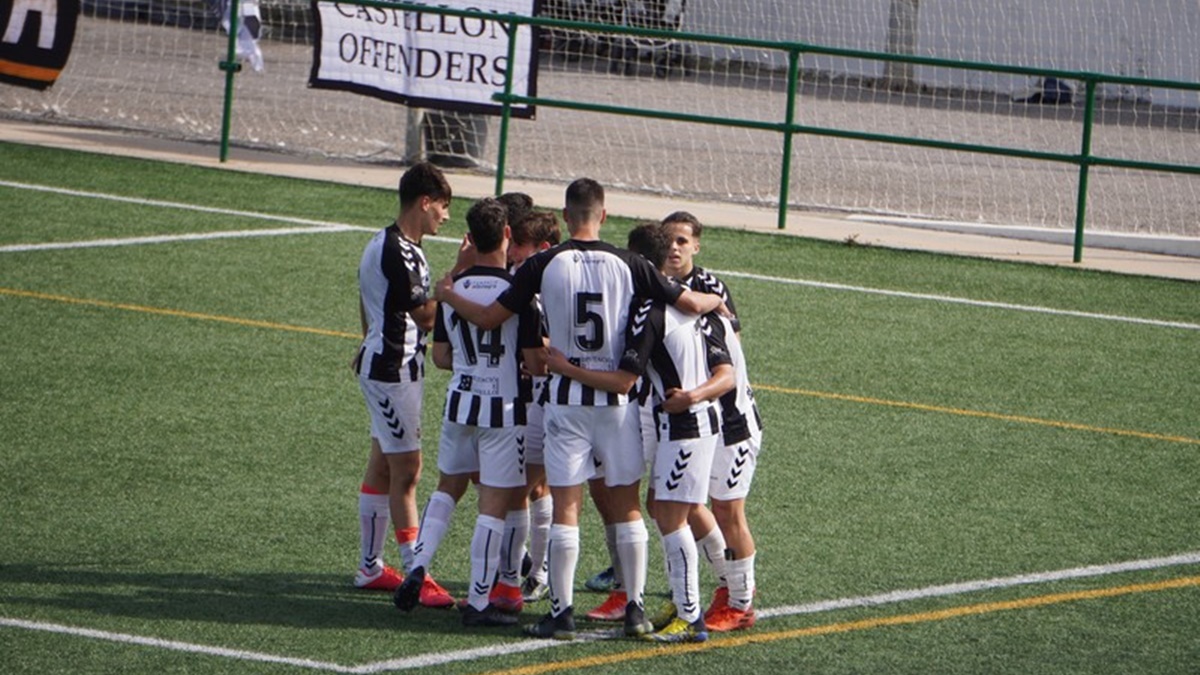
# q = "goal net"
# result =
<box><xmin>2</xmin><ymin>0</ymin><xmax>1198</xmax><ymax>237</ymax></box>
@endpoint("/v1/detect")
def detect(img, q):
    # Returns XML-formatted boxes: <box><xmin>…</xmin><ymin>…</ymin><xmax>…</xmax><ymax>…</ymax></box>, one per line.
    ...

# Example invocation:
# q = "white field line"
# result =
<box><xmin>0</xmin><ymin>226</ymin><xmax>362</xmax><ymax>252</ymax></box>
<box><xmin>0</xmin><ymin>179</ymin><xmax>464</xmax><ymax>252</ymax></box>
<box><xmin>756</xmin><ymin>549</ymin><xmax>1200</xmax><ymax>619</ymax></box>
<box><xmin>3</xmin><ymin>551</ymin><xmax>1198</xmax><ymax>673</ymax></box>
<box><xmin>708</xmin><ymin>269</ymin><xmax>1200</xmax><ymax>331</ymax></box>
<box><xmin>0</xmin><ymin>617</ymin><xmax>357</xmax><ymax>672</ymax></box>
<box><xmin>1</xmin><ymin>180</ymin><xmax>1194</xmax><ymax>330</ymax></box>
<box><xmin>0</xmin><ymin>179</ymin><xmax>370</xmax><ymax>230</ymax></box>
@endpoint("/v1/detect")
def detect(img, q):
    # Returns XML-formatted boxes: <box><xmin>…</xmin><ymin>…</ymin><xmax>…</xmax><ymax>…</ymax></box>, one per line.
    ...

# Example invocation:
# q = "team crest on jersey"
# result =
<box><xmin>459</xmin><ymin>375</ymin><xmax>474</xmax><ymax>392</ymax></box>
<box><xmin>623</xmin><ymin>348</ymin><xmax>638</xmax><ymax>363</ymax></box>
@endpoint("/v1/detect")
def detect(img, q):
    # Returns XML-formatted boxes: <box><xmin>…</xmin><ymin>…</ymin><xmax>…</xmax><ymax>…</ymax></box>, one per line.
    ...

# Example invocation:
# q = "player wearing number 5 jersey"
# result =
<box><xmin>435</xmin><ymin>178</ymin><xmax>727</xmax><ymax>640</ymax></box>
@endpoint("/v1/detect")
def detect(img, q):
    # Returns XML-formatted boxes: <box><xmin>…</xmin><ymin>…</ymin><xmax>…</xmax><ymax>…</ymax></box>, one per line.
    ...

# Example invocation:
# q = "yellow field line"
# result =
<box><xmin>6</xmin><ymin>286</ymin><xmax>1195</xmax><ymax>446</ymax></box>
<box><xmin>755</xmin><ymin>383</ymin><xmax>1200</xmax><ymax>446</ymax></box>
<box><xmin>479</xmin><ymin>575</ymin><xmax>1200</xmax><ymax>675</ymax></box>
<box><xmin>0</xmin><ymin>286</ymin><xmax>358</xmax><ymax>340</ymax></box>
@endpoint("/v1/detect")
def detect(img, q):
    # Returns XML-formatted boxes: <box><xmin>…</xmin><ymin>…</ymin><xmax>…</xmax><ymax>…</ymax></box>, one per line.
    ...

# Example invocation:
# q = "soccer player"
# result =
<box><xmin>543</xmin><ymin>223</ymin><xmax>736</xmax><ymax>643</ymax></box>
<box><xmin>583</xmin><ymin>210</ymin><xmax>743</xmax><ymax>606</ymax></box>
<box><xmin>688</xmin><ymin>310</ymin><xmax>763</xmax><ymax>632</ymax></box>
<box><xmin>394</xmin><ymin>198</ymin><xmax>545</xmax><ymax>626</ymax></box>
<box><xmin>352</xmin><ymin>162</ymin><xmax>453</xmax><ymax>603</ymax></box>
<box><xmin>506</xmin><ymin>210</ymin><xmax>563</xmax><ymax>604</ymax></box>
<box><xmin>434</xmin><ymin>178</ymin><xmax>726</xmax><ymax>640</ymax></box>
<box><xmin>661</xmin><ymin>211</ymin><xmax>740</xmax><ymax>332</ymax></box>
<box><xmin>586</xmin><ymin>210</ymin><xmax>742</xmax><ymax>607</ymax></box>
<box><xmin>497</xmin><ymin>191</ymin><xmax>535</xmax><ymax>231</ymax></box>
<box><xmin>662</xmin><ymin>211</ymin><xmax>762</xmax><ymax>631</ymax></box>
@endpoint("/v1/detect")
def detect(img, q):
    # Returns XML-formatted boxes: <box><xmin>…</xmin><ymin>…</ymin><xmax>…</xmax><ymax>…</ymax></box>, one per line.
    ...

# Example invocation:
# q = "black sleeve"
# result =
<box><xmin>628</xmin><ymin>254</ymin><xmax>684</xmax><ymax>306</ymax></box>
<box><xmin>432</xmin><ymin>302</ymin><xmax>449</xmax><ymax>343</ymax></box>
<box><xmin>498</xmin><ymin>250</ymin><xmax>544</xmax><ymax>314</ymax></box>
<box><xmin>702</xmin><ymin>313</ymin><xmax>734</xmax><ymax>370</ymax></box>
<box><xmin>517</xmin><ymin>299</ymin><xmax>543</xmax><ymax>350</ymax></box>
<box><xmin>692</xmin><ymin>270</ymin><xmax>740</xmax><ymax>333</ymax></box>
<box><xmin>618</xmin><ymin>298</ymin><xmax>661</xmax><ymax>376</ymax></box>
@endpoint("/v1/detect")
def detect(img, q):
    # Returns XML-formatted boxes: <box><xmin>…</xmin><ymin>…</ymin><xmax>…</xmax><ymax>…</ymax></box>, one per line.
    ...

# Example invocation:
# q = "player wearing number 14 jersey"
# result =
<box><xmin>394</xmin><ymin>198</ymin><xmax>544</xmax><ymax>625</ymax></box>
<box><xmin>435</xmin><ymin>178</ymin><xmax>727</xmax><ymax>640</ymax></box>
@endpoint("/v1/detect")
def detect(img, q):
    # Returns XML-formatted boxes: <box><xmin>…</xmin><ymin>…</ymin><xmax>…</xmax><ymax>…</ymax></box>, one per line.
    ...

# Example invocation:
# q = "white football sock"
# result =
<box><xmin>604</xmin><ymin>524</ymin><xmax>623</xmax><ymax>592</ymax></box>
<box><xmin>412</xmin><ymin>490</ymin><xmax>456</xmax><ymax>572</ymax></box>
<box><xmin>500</xmin><ymin>509</ymin><xmax>530</xmax><ymax>586</ymax></box>
<box><xmin>724</xmin><ymin>553</ymin><xmax>756</xmax><ymax>611</ymax></box>
<box><xmin>661</xmin><ymin>525</ymin><xmax>701</xmax><ymax>623</ymax></box>
<box><xmin>695</xmin><ymin>527</ymin><xmax>729</xmax><ymax>588</ymax></box>
<box><xmin>358</xmin><ymin>491</ymin><xmax>390</xmax><ymax>571</ymax></box>
<box><xmin>547</xmin><ymin>523</ymin><xmax>580</xmax><ymax>617</ymax></box>
<box><xmin>467</xmin><ymin>514</ymin><xmax>505</xmax><ymax>611</ymax></box>
<box><xmin>615</xmin><ymin>519</ymin><xmax>649</xmax><ymax>607</ymax></box>
<box><xmin>527</xmin><ymin>495</ymin><xmax>552</xmax><ymax>582</ymax></box>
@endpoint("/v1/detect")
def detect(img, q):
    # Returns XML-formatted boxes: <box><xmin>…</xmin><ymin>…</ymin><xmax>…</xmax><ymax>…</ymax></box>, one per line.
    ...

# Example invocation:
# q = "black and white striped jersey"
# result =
<box><xmin>498</xmin><ymin>239</ymin><xmax>684</xmax><ymax>406</ymax></box>
<box><xmin>680</xmin><ymin>265</ymin><xmax>740</xmax><ymax>333</ymax></box>
<box><xmin>708</xmin><ymin>314</ymin><xmax>763</xmax><ymax>445</ymax></box>
<box><xmin>619</xmin><ymin>300</ymin><xmax>732</xmax><ymax>440</ymax></box>
<box><xmin>357</xmin><ymin>223</ymin><xmax>430</xmax><ymax>383</ymax></box>
<box><xmin>434</xmin><ymin>266</ymin><xmax>543</xmax><ymax>428</ymax></box>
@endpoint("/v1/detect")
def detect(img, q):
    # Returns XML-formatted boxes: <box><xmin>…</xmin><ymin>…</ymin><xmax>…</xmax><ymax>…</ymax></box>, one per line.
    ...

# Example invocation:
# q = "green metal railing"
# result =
<box><xmin>219</xmin><ymin>3</ymin><xmax>1200</xmax><ymax>263</ymax></box>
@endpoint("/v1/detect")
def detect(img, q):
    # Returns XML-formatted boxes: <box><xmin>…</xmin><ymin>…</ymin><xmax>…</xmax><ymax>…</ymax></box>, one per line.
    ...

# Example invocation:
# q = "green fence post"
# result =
<box><xmin>217</xmin><ymin>0</ymin><xmax>242</xmax><ymax>163</ymax></box>
<box><xmin>778</xmin><ymin>48</ymin><xmax>801</xmax><ymax>230</ymax></box>
<box><xmin>493</xmin><ymin>15</ymin><xmax>521</xmax><ymax>196</ymax></box>
<box><xmin>1073</xmin><ymin>78</ymin><xmax>1098</xmax><ymax>263</ymax></box>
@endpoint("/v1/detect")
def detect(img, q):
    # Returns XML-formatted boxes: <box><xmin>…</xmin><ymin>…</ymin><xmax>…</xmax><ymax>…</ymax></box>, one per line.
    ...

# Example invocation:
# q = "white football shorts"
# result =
<box><xmin>652</xmin><ymin>434</ymin><xmax>719</xmax><ymax>504</ymax></box>
<box><xmin>543</xmin><ymin>403</ymin><xmax>644</xmax><ymax>488</ymax></box>
<box><xmin>708</xmin><ymin>435</ymin><xmax>760</xmax><ymax>502</ymax></box>
<box><xmin>359</xmin><ymin>377</ymin><xmax>422</xmax><ymax>454</ymax></box>
<box><xmin>438</xmin><ymin>421</ymin><xmax>527</xmax><ymax>489</ymax></box>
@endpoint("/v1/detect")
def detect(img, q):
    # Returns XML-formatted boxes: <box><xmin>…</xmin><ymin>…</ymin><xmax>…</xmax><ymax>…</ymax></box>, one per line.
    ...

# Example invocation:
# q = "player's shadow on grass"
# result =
<box><xmin>0</xmin><ymin>563</ymin><xmax>479</xmax><ymax>634</ymax></box>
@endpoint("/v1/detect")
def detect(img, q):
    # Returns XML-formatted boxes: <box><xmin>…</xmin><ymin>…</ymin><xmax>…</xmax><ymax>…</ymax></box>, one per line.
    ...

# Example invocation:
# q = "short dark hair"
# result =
<box><xmin>564</xmin><ymin>178</ymin><xmax>604</xmax><ymax>222</ymax></box>
<box><xmin>627</xmin><ymin>221</ymin><xmax>671</xmax><ymax>269</ymax></box>
<box><xmin>398</xmin><ymin>162</ymin><xmax>452</xmax><ymax>210</ymax></box>
<box><xmin>497</xmin><ymin>192</ymin><xmax>534</xmax><ymax>228</ymax></box>
<box><xmin>465</xmin><ymin>197</ymin><xmax>508</xmax><ymax>254</ymax></box>
<box><xmin>512</xmin><ymin>210</ymin><xmax>562</xmax><ymax>247</ymax></box>
<box><xmin>661</xmin><ymin>210</ymin><xmax>702</xmax><ymax>238</ymax></box>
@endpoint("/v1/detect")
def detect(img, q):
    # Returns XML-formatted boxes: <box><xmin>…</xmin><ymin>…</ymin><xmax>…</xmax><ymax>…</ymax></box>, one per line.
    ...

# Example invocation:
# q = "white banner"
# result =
<box><xmin>309</xmin><ymin>0</ymin><xmax>538</xmax><ymax>118</ymax></box>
